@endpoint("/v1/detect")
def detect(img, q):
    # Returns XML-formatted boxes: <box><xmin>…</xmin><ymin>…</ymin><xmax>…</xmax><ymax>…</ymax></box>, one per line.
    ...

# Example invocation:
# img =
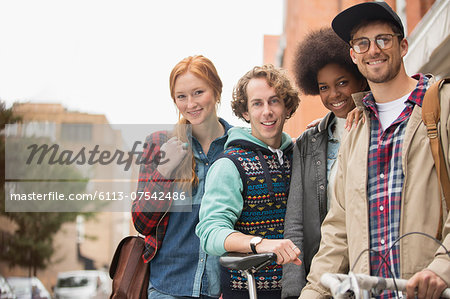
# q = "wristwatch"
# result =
<box><xmin>249</xmin><ymin>236</ymin><xmax>263</xmax><ymax>254</ymax></box>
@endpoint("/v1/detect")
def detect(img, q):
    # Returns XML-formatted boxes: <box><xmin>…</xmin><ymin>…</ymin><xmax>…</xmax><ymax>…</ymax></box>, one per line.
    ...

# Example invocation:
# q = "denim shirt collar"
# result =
<box><xmin>327</xmin><ymin>117</ymin><xmax>337</xmax><ymax>142</ymax></box>
<box><xmin>187</xmin><ymin>118</ymin><xmax>232</xmax><ymax>141</ymax></box>
<box><xmin>187</xmin><ymin>118</ymin><xmax>231</xmax><ymax>152</ymax></box>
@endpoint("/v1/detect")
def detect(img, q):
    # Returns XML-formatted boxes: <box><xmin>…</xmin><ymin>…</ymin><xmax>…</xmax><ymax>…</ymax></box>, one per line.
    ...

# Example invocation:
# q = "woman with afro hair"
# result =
<box><xmin>281</xmin><ymin>27</ymin><xmax>367</xmax><ymax>299</ymax></box>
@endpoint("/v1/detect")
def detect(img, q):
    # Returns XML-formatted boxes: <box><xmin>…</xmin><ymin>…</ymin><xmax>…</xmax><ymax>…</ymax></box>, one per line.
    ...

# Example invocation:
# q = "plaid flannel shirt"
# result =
<box><xmin>363</xmin><ymin>74</ymin><xmax>429</xmax><ymax>298</ymax></box>
<box><xmin>132</xmin><ymin>131</ymin><xmax>174</xmax><ymax>262</ymax></box>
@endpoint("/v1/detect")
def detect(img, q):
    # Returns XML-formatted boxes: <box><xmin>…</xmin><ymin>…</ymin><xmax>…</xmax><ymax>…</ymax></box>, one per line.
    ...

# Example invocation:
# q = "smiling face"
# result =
<box><xmin>317</xmin><ymin>63</ymin><xmax>363</xmax><ymax>118</ymax></box>
<box><xmin>350</xmin><ymin>22</ymin><xmax>407</xmax><ymax>84</ymax></box>
<box><xmin>173</xmin><ymin>71</ymin><xmax>217</xmax><ymax>125</ymax></box>
<box><xmin>242</xmin><ymin>78</ymin><xmax>289</xmax><ymax>148</ymax></box>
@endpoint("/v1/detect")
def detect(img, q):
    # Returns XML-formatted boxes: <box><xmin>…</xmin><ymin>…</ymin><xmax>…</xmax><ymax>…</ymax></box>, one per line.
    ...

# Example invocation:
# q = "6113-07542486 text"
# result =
<box><xmin>9</xmin><ymin>191</ymin><xmax>186</xmax><ymax>201</ymax></box>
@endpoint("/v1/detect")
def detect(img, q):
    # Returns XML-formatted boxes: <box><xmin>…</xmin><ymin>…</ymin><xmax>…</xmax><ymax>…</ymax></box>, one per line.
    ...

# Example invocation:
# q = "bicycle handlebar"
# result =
<box><xmin>321</xmin><ymin>272</ymin><xmax>450</xmax><ymax>299</ymax></box>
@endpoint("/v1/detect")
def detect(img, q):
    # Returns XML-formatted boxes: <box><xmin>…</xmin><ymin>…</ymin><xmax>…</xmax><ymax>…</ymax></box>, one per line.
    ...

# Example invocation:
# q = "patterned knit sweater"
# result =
<box><xmin>220</xmin><ymin>139</ymin><xmax>292</xmax><ymax>292</ymax></box>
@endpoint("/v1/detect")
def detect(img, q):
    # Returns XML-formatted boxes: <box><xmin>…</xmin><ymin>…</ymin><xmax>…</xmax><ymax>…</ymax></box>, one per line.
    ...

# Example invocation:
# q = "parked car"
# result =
<box><xmin>6</xmin><ymin>277</ymin><xmax>50</xmax><ymax>299</ymax></box>
<box><xmin>53</xmin><ymin>271</ymin><xmax>110</xmax><ymax>299</ymax></box>
<box><xmin>0</xmin><ymin>275</ymin><xmax>16</xmax><ymax>299</ymax></box>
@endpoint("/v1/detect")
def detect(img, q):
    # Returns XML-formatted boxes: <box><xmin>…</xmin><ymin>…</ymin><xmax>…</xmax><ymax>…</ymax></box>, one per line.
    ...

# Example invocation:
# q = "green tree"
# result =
<box><xmin>0</xmin><ymin>102</ymin><xmax>95</xmax><ymax>276</ymax></box>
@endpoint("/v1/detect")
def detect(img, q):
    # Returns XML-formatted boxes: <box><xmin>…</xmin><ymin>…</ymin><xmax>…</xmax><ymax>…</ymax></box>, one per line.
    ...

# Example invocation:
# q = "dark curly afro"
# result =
<box><xmin>293</xmin><ymin>27</ymin><xmax>365</xmax><ymax>96</ymax></box>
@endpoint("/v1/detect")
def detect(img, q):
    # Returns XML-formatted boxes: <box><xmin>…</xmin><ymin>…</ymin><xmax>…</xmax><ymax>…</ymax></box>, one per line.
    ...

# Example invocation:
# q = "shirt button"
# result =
<box><xmin>205</xmin><ymin>162</ymin><xmax>209</xmax><ymax>166</ymax></box>
<box><xmin>379</xmin><ymin>205</ymin><xmax>384</xmax><ymax>211</ymax></box>
<box><xmin>319</xmin><ymin>185</ymin><xmax>325</xmax><ymax>190</ymax></box>
<box><xmin>316</xmin><ymin>160</ymin><xmax>321</xmax><ymax>165</ymax></box>
<box><xmin>311</xmin><ymin>138</ymin><xmax>316</xmax><ymax>142</ymax></box>
<box><xmin>200</xmin><ymin>259</ymin><xmax>204</xmax><ymax>262</ymax></box>
<box><xmin>380</xmin><ymin>173</ymin><xmax>385</xmax><ymax>179</ymax></box>
<box><xmin>380</xmin><ymin>239</ymin><xmax>385</xmax><ymax>245</ymax></box>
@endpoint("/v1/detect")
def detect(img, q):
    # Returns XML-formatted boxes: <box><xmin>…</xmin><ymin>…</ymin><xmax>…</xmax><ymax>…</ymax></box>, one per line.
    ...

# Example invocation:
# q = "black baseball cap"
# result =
<box><xmin>332</xmin><ymin>1</ymin><xmax>404</xmax><ymax>43</ymax></box>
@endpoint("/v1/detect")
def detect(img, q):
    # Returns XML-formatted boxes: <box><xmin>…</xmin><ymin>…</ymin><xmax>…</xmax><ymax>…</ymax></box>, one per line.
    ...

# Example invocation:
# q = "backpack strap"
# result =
<box><xmin>422</xmin><ymin>78</ymin><xmax>450</xmax><ymax>239</ymax></box>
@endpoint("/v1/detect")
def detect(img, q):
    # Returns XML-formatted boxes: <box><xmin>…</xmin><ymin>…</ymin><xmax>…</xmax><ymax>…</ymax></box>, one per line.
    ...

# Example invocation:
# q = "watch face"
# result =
<box><xmin>250</xmin><ymin>236</ymin><xmax>263</xmax><ymax>254</ymax></box>
<box><xmin>251</xmin><ymin>236</ymin><xmax>262</xmax><ymax>245</ymax></box>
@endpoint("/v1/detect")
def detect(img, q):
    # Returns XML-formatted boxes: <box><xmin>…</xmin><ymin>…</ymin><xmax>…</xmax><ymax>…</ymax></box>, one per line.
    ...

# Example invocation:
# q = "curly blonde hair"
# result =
<box><xmin>231</xmin><ymin>64</ymin><xmax>300</xmax><ymax>123</ymax></box>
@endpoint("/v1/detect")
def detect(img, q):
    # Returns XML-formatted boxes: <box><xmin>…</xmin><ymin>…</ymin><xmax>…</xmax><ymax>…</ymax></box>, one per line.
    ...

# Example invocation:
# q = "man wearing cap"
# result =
<box><xmin>299</xmin><ymin>2</ymin><xmax>449</xmax><ymax>299</ymax></box>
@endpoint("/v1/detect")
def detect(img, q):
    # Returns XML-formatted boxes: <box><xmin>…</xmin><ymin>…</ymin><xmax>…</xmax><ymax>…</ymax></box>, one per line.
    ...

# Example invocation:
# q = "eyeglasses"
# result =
<box><xmin>350</xmin><ymin>33</ymin><xmax>402</xmax><ymax>54</ymax></box>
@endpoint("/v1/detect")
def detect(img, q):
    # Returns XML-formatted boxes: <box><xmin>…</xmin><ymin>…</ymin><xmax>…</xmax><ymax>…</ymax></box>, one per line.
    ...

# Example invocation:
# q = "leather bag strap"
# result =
<box><xmin>422</xmin><ymin>78</ymin><xmax>450</xmax><ymax>239</ymax></box>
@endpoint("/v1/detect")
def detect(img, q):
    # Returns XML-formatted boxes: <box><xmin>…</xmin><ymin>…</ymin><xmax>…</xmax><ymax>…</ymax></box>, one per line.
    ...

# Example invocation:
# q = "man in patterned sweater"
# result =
<box><xmin>196</xmin><ymin>64</ymin><xmax>301</xmax><ymax>299</ymax></box>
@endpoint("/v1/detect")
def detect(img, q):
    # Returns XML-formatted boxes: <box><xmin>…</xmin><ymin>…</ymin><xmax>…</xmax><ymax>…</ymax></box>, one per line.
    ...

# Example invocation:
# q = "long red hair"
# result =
<box><xmin>169</xmin><ymin>55</ymin><xmax>223</xmax><ymax>189</ymax></box>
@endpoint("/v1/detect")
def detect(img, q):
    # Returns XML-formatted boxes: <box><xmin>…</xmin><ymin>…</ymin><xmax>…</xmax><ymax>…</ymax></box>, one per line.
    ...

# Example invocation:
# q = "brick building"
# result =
<box><xmin>264</xmin><ymin>0</ymin><xmax>450</xmax><ymax>137</ymax></box>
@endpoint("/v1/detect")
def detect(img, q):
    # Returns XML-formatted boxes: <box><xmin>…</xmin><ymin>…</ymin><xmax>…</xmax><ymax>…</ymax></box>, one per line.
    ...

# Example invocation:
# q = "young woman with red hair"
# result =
<box><xmin>132</xmin><ymin>55</ymin><xmax>232</xmax><ymax>299</ymax></box>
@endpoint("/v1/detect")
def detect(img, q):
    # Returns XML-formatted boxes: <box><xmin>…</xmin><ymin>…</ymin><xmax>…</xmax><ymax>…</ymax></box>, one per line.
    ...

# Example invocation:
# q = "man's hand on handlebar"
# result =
<box><xmin>406</xmin><ymin>269</ymin><xmax>447</xmax><ymax>299</ymax></box>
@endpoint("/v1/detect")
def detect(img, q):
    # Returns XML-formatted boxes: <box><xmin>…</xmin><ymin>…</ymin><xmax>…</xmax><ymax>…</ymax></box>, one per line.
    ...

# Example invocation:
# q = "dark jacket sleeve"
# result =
<box><xmin>282</xmin><ymin>139</ymin><xmax>307</xmax><ymax>298</ymax></box>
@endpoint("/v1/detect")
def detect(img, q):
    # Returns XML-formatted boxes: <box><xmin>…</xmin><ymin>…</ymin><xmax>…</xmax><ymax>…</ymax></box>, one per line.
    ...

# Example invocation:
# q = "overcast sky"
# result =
<box><xmin>0</xmin><ymin>0</ymin><xmax>284</xmax><ymax>128</ymax></box>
